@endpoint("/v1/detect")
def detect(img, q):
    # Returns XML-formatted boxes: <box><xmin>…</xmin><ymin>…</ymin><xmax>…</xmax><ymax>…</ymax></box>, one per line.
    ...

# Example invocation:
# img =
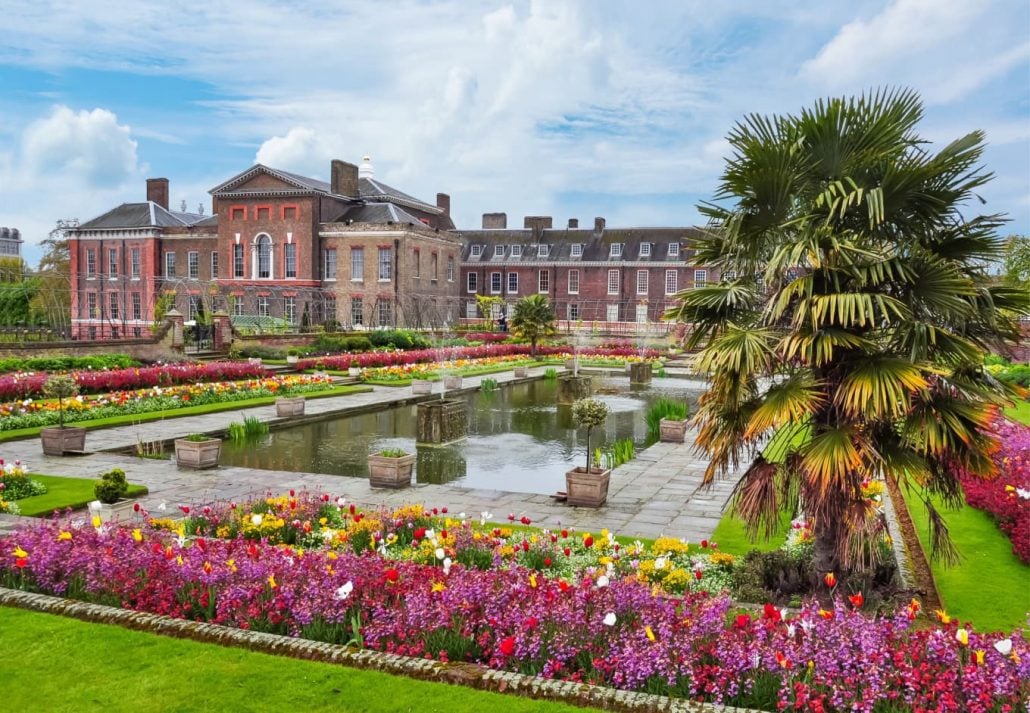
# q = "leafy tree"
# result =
<box><xmin>29</xmin><ymin>224</ymin><xmax>72</xmax><ymax>329</ymax></box>
<box><xmin>665</xmin><ymin>89</ymin><xmax>1029</xmax><ymax>583</ymax></box>
<box><xmin>1001</xmin><ymin>235</ymin><xmax>1030</xmax><ymax>289</ymax></box>
<box><xmin>474</xmin><ymin>294</ymin><xmax>504</xmax><ymax>329</ymax></box>
<box><xmin>510</xmin><ymin>294</ymin><xmax>556</xmax><ymax>357</ymax></box>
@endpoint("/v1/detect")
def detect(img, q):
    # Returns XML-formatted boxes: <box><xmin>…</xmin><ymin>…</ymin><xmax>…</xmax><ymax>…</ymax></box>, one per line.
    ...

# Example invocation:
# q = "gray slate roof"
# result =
<box><xmin>335</xmin><ymin>203</ymin><xmax>429</xmax><ymax>225</ymax></box>
<box><xmin>457</xmin><ymin>226</ymin><xmax>701</xmax><ymax>263</ymax></box>
<box><xmin>78</xmin><ymin>202</ymin><xmax>211</xmax><ymax>230</ymax></box>
<box><xmin>358</xmin><ymin>177</ymin><xmax>438</xmax><ymax>213</ymax></box>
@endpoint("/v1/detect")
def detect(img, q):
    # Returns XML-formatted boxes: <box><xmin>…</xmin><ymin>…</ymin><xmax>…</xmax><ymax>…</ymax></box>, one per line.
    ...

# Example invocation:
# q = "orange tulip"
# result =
<box><xmin>823</xmin><ymin>572</ymin><xmax>837</xmax><ymax>588</ymax></box>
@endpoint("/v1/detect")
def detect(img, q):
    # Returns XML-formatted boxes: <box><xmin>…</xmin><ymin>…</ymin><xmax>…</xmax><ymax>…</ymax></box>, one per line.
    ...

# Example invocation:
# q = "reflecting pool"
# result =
<box><xmin>221</xmin><ymin>377</ymin><xmax>704</xmax><ymax>494</ymax></box>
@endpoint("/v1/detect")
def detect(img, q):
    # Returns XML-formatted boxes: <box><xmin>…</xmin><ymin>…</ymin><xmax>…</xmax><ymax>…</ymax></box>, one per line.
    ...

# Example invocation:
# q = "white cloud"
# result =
<box><xmin>21</xmin><ymin>106</ymin><xmax>139</xmax><ymax>187</ymax></box>
<box><xmin>255</xmin><ymin>127</ymin><xmax>332</xmax><ymax>176</ymax></box>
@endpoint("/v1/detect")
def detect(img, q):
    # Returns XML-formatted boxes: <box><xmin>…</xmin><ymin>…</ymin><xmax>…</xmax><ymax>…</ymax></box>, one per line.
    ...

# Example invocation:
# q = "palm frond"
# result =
<box><xmin>836</xmin><ymin>356</ymin><xmax>928</xmax><ymax>419</ymax></box>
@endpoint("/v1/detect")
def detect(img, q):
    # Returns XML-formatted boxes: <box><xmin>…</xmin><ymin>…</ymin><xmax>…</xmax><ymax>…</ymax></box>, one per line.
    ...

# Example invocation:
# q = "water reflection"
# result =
<box><xmin>220</xmin><ymin>378</ymin><xmax>702</xmax><ymax>494</ymax></box>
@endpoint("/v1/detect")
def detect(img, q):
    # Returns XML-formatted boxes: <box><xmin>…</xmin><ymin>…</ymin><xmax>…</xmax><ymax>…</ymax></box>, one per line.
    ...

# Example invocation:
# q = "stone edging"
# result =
<box><xmin>0</xmin><ymin>588</ymin><xmax>763</xmax><ymax>713</ymax></box>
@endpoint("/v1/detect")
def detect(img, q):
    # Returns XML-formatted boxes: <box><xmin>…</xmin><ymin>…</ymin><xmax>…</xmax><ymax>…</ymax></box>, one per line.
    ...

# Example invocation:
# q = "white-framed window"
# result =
<box><xmin>284</xmin><ymin>243</ymin><xmax>297</xmax><ymax>278</ymax></box>
<box><xmin>109</xmin><ymin>293</ymin><xmax>120</xmax><ymax>320</ymax></box>
<box><xmin>130</xmin><ymin>248</ymin><xmax>140</xmax><ymax>278</ymax></box>
<box><xmin>636</xmin><ymin>269</ymin><xmax>648</xmax><ymax>295</ymax></box>
<box><xmin>567</xmin><ymin>303</ymin><xmax>579</xmax><ymax>320</ymax></box>
<box><xmin>378</xmin><ymin>247</ymin><xmax>392</xmax><ymax>280</ymax></box>
<box><xmin>188</xmin><ymin>251</ymin><xmax>199</xmax><ymax>279</ymax></box>
<box><xmin>607</xmin><ymin>269</ymin><xmax>619</xmax><ymax>295</ymax></box>
<box><xmin>639</xmin><ymin>242</ymin><xmax>651</xmax><ymax>257</ymax></box>
<box><xmin>86</xmin><ymin>292</ymin><xmax>97</xmax><ymax>319</ymax></box>
<box><xmin>324</xmin><ymin>248</ymin><xmax>337</xmax><ymax>280</ymax></box>
<box><xmin>187</xmin><ymin>295</ymin><xmax>200</xmax><ymax>321</ymax></box>
<box><xmin>511</xmin><ymin>245</ymin><xmax>522</xmax><ymax>258</ymax></box>
<box><xmin>284</xmin><ymin>296</ymin><xmax>296</xmax><ymax>324</ymax></box>
<box><xmin>233</xmin><ymin>296</ymin><xmax>244</xmax><ymax>317</ymax></box>
<box><xmin>351</xmin><ymin>297</ymin><xmax>364</xmax><ymax>326</ymax></box>
<box><xmin>257</xmin><ymin>295</ymin><xmax>269</xmax><ymax>317</ymax></box>
<box><xmin>494</xmin><ymin>244</ymin><xmax>505</xmax><ymax>258</ymax></box>
<box><xmin>108</xmin><ymin>248</ymin><xmax>118</xmax><ymax>277</ymax></box>
<box><xmin>609</xmin><ymin>243</ymin><xmax>622</xmax><ymax>258</ymax></box>
<box><xmin>570</xmin><ymin>243</ymin><xmax>583</xmax><ymax>258</ymax></box>
<box><xmin>86</xmin><ymin>249</ymin><xmax>96</xmax><ymax>277</ymax></box>
<box><xmin>233</xmin><ymin>244</ymin><xmax>244</xmax><ymax>278</ymax></box>
<box><xmin>350</xmin><ymin>247</ymin><xmax>363</xmax><ymax>281</ymax></box>
<box><xmin>666</xmin><ymin>269</ymin><xmax>679</xmax><ymax>294</ymax></box>
<box><xmin>211</xmin><ymin>251</ymin><xmax>219</xmax><ymax>279</ymax></box>
<box><xmin>471</xmin><ymin>244</ymin><xmax>483</xmax><ymax>258</ymax></box>
<box><xmin>164</xmin><ymin>252</ymin><xmax>176</xmax><ymax>278</ymax></box>
<box><xmin>568</xmin><ymin>269</ymin><xmax>580</xmax><ymax>294</ymax></box>
<box><xmin>538</xmin><ymin>244</ymin><xmax>549</xmax><ymax>258</ymax></box>
<box><xmin>668</xmin><ymin>242</ymin><xmax>680</xmax><ymax>258</ymax></box>
<box><xmin>607</xmin><ymin>303</ymin><xmax>619</xmax><ymax>322</ymax></box>
<box><xmin>723</xmin><ymin>270</ymin><xmax>736</xmax><ymax>282</ymax></box>
<box><xmin>378</xmin><ymin>300</ymin><xmax>392</xmax><ymax>327</ymax></box>
<box><xmin>131</xmin><ymin>293</ymin><xmax>141</xmax><ymax>320</ymax></box>
<box><xmin>467</xmin><ymin>272</ymin><xmax>478</xmax><ymax>293</ymax></box>
<box><xmin>325</xmin><ymin>297</ymin><xmax>337</xmax><ymax>322</ymax></box>
<box><xmin>490</xmin><ymin>271</ymin><xmax>502</xmax><ymax>294</ymax></box>
<box><xmin>538</xmin><ymin>269</ymin><xmax>549</xmax><ymax>293</ymax></box>
<box><xmin>256</xmin><ymin>235</ymin><xmax>272</xmax><ymax>279</ymax></box>
<box><xmin>694</xmin><ymin>269</ymin><xmax>707</xmax><ymax>287</ymax></box>
<box><xmin>447</xmin><ymin>256</ymin><xmax>454</xmax><ymax>281</ymax></box>
<box><xmin>507</xmin><ymin>272</ymin><xmax>518</xmax><ymax>294</ymax></box>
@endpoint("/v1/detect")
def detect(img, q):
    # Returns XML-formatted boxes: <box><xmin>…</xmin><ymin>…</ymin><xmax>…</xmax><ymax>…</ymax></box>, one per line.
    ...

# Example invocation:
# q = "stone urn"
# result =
<box><xmin>412</xmin><ymin>379</ymin><xmax>434</xmax><ymax>395</ymax></box>
<box><xmin>368</xmin><ymin>452</ymin><xmax>416</xmax><ymax>488</ymax></box>
<box><xmin>513</xmin><ymin>366</ymin><xmax>529</xmax><ymax>378</ymax></box>
<box><xmin>659</xmin><ymin>418</ymin><xmax>688</xmax><ymax>443</ymax></box>
<box><xmin>629</xmin><ymin>361</ymin><xmax>652</xmax><ymax>385</ymax></box>
<box><xmin>275</xmin><ymin>397</ymin><xmax>305</xmax><ymax>417</ymax></box>
<box><xmin>174</xmin><ymin>436</ymin><xmax>222</xmax><ymax>470</ymax></box>
<box><xmin>443</xmin><ymin>374</ymin><xmax>463</xmax><ymax>390</ymax></box>
<box><xmin>40</xmin><ymin>426</ymin><xmax>87</xmax><ymax>456</ymax></box>
<box><xmin>565</xmin><ymin>466</ymin><xmax>612</xmax><ymax>507</ymax></box>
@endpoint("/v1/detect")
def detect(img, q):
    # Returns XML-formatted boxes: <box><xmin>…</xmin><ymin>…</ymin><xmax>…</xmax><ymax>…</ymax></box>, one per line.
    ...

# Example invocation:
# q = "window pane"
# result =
<box><xmin>257</xmin><ymin>236</ymin><xmax>271</xmax><ymax>278</ymax></box>
<box><xmin>607</xmin><ymin>269</ymin><xmax>619</xmax><ymax>294</ymax></box>
<box><xmin>285</xmin><ymin>244</ymin><xmax>297</xmax><ymax>278</ymax></box>
<box><xmin>378</xmin><ymin>247</ymin><xmax>392</xmax><ymax>280</ymax></box>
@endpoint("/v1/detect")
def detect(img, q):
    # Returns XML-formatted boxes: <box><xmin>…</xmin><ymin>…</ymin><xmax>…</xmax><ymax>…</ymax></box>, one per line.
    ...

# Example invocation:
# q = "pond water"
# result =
<box><xmin>220</xmin><ymin>377</ymin><xmax>704</xmax><ymax>494</ymax></box>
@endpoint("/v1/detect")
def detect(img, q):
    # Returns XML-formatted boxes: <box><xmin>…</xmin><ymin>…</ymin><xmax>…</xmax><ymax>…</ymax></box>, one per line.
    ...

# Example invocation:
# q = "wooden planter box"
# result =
<box><xmin>513</xmin><ymin>366</ymin><xmax>529</xmax><ymax>378</ymax></box>
<box><xmin>40</xmin><ymin>426</ymin><xmax>87</xmax><ymax>456</ymax></box>
<box><xmin>286</xmin><ymin>355</ymin><xmax>300</xmax><ymax>366</ymax></box>
<box><xmin>443</xmin><ymin>375</ymin><xmax>463</xmax><ymax>390</ymax></box>
<box><xmin>565</xmin><ymin>466</ymin><xmax>611</xmax><ymax>507</ymax></box>
<box><xmin>412</xmin><ymin>380</ymin><xmax>434</xmax><ymax>395</ymax></box>
<box><xmin>368</xmin><ymin>453</ymin><xmax>416</xmax><ymax>488</ymax></box>
<box><xmin>276</xmin><ymin>397</ymin><xmax>305</xmax><ymax>417</ymax></box>
<box><xmin>174</xmin><ymin>437</ymin><xmax>222</xmax><ymax>470</ymax></box>
<box><xmin>659</xmin><ymin>418</ymin><xmax>688</xmax><ymax>443</ymax></box>
<box><xmin>88</xmin><ymin>498</ymin><xmax>137</xmax><ymax>524</ymax></box>
<box><xmin>629</xmin><ymin>361</ymin><xmax>653</xmax><ymax>385</ymax></box>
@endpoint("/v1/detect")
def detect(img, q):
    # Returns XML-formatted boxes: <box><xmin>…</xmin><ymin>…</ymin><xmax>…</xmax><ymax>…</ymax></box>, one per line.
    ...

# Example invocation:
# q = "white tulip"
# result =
<box><xmin>602</xmin><ymin>612</ymin><xmax>617</xmax><ymax>627</ymax></box>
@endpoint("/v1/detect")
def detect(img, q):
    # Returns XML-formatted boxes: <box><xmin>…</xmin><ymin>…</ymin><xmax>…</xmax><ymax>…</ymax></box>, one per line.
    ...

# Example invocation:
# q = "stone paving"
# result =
<box><xmin>0</xmin><ymin>367</ymin><xmax>740</xmax><ymax>540</ymax></box>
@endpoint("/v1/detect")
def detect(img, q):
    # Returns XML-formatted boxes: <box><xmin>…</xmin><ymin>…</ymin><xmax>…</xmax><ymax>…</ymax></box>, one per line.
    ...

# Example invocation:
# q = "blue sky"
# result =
<box><xmin>1</xmin><ymin>0</ymin><xmax>1028</xmax><ymax>266</ymax></box>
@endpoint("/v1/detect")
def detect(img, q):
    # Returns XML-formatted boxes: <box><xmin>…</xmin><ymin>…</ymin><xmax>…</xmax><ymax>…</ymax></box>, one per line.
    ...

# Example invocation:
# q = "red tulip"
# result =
<box><xmin>563</xmin><ymin>547</ymin><xmax>571</xmax><ymax>557</ymax></box>
<box><xmin>734</xmin><ymin>614</ymin><xmax>751</xmax><ymax>629</ymax></box>
<box><xmin>694</xmin><ymin>569</ymin><xmax>703</xmax><ymax>580</ymax></box>
<box><xmin>543</xmin><ymin>557</ymin><xmax>552</xmax><ymax>567</ymax></box>
<box><xmin>179</xmin><ymin>505</ymin><xmax>190</xmax><ymax>515</ymax></box>
<box><xmin>385</xmin><ymin>568</ymin><xmax>399</xmax><ymax>584</ymax></box>
<box><xmin>763</xmin><ymin>603</ymin><xmax>781</xmax><ymax>622</ymax></box>
<box><xmin>824</xmin><ymin>572</ymin><xmax>837</xmax><ymax>588</ymax></box>
<box><xmin>700</xmin><ymin>539</ymin><xmax>708</xmax><ymax>548</ymax></box>
<box><xmin>520</xmin><ymin>516</ymin><xmax>531</xmax><ymax>525</ymax></box>
<box><xmin>583</xmin><ymin>535</ymin><xmax>594</xmax><ymax>548</ymax></box>
<box><xmin>561</xmin><ymin>529</ymin><xmax>568</xmax><ymax>538</ymax></box>
<box><xmin>498</xmin><ymin>636</ymin><xmax>516</xmax><ymax>656</ymax></box>
<box><xmin>849</xmin><ymin>592</ymin><xmax>864</xmax><ymax>608</ymax></box>
<box><xmin>15</xmin><ymin>558</ymin><xmax>27</xmax><ymax>569</ymax></box>
<box><xmin>133</xmin><ymin>502</ymin><xmax>140</xmax><ymax>512</ymax></box>
<box><xmin>413</xmin><ymin>527</ymin><xmax>426</xmax><ymax>541</ymax></box>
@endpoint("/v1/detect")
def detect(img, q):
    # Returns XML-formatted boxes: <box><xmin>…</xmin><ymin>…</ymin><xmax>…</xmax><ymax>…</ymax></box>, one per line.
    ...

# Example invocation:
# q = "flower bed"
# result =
<box><xmin>299</xmin><ymin>344</ymin><xmax>660</xmax><ymax>372</ymax></box>
<box><xmin>959</xmin><ymin>417</ymin><xmax>1030</xmax><ymax>563</ymax></box>
<box><xmin>360</xmin><ymin>357</ymin><xmax>535</xmax><ymax>384</ymax></box>
<box><xmin>2</xmin><ymin>502</ymin><xmax>1026</xmax><ymax>711</ymax></box>
<box><xmin>0</xmin><ymin>361</ymin><xmax>267</xmax><ymax>401</ymax></box>
<box><xmin>0</xmin><ymin>374</ymin><xmax>332</xmax><ymax>431</ymax></box>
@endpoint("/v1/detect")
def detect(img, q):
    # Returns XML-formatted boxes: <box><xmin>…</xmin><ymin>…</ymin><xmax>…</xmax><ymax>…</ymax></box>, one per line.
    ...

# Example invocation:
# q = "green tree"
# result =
<box><xmin>510</xmin><ymin>294</ymin><xmax>556</xmax><ymax>357</ymax></box>
<box><xmin>665</xmin><ymin>89</ymin><xmax>1029</xmax><ymax>583</ymax></box>
<box><xmin>1001</xmin><ymin>235</ymin><xmax>1030</xmax><ymax>289</ymax></box>
<box><xmin>29</xmin><ymin>224</ymin><xmax>72</xmax><ymax>329</ymax></box>
<box><xmin>474</xmin><ymin>294</ymin><xmax>504</xmax><ymax>329</ymax></box>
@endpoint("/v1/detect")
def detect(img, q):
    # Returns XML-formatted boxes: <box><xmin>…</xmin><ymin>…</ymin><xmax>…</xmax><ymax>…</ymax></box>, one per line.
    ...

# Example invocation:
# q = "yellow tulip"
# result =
<box><xmin>57</xmin><ymin>531</ymin><xmax>72</xmax><ymax>541</ymax></box>
<box><xmin>645</xmin><ymin>625</ymin><xmax>656</xmax><ymax>642</ymax></box>
<box><xmin>268</xmin><ymin>574</ymin><xmax>277</xmax><ymax>589</ymax></box>
<box><xmin>974</xmin><ymin>649</ymin><xmax>985</xmax><ymax>665</ymax></box>
<box><xmin>432</xmin><ymin>582</ymin><xmax>447</xmax><ymax>593</ymax></box>
<box><xmin>12</xmin><ymin>546</ymin><xmax>27</xmax><ymax>558</ymax></box>
<box><xmin>956</xmin><ymin>628</ymin><xmax>969</xmax><ymax>646</ymax></box>
<box><xmin>529</xmin><ymin>574</ymin><xmax>537</xmax><ymax>589</ymax></box>
<box><xmin>132</xmin><ymin>529</ymin><xmax>143</xmax><ymax>542</ymax></box>
<box><xmin>91</xmin><ymin>516</ymin><xmax>102</xmax><ymax>529</ymax></box>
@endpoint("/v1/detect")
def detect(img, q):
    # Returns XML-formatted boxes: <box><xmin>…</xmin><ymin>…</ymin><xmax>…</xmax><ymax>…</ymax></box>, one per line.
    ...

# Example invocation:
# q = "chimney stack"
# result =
<box><xmin>568</xmin><ymin>218</ymin><xmax>579</xmax><ymax>229</ymax></box>
<box><xmin>436</xmin><ymin>193</ymin><xmax>451</xmax><ymax>216</ymax></box>
<box><xmin>523</xmin><ymin>216</ymin><xmax>553</xmax><ymax>231</ymax></box>
<box><xmin>482</xmin><ymin>212</ymin><xmax>507</xmax><ymax>229</ymax></box>
<box><xmin>594</xmin><ymin>216</ymin><xmax>606</xmax><ymax>233</ymax></box>
<box><xmin>331</xmin><ymin>159</ymin><xmax>359</xmax><ymax>197</ymax></box>
<box><xmin>146</xmin><ymin>178</ymin><xmax>170</xmax><ymax>210</ymax></box>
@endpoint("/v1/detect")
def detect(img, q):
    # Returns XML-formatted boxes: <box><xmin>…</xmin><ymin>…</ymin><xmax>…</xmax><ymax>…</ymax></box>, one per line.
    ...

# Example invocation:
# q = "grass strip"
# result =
<box><xmin>1005</xmin><ymin>399</ymin><xmax>1030</xmax><ymax>426</ymax></box>
<box><xmin>0</xmin><ymin>386</ymin><xmax>371</xmax><ymax>442</ymax></box>
<box><xmin>0</xmin><ymin>607</ymin><xmax>596</xmax><ymax>713</ymax></box>
<box><xmin>13</xmin><ymin>474</ymin><xmax>148</xmax><ymax>517</ymax></box>
<box><xmin>898</xmin><ymin>486</ymin><xmax>1030</xmax><ymax>633</ymax></box>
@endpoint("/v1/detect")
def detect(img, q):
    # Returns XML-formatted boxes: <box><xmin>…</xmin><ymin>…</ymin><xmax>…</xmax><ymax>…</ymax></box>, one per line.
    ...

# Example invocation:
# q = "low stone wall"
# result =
<box><xmin>0</xmin><ymin>322</ymin><xmax>181</xmax><ymax>362</ymax></box>
<box><xmin>0</xmin><ymin>587</ymin><xmax>758</xmax><ymax>713</ymax></box>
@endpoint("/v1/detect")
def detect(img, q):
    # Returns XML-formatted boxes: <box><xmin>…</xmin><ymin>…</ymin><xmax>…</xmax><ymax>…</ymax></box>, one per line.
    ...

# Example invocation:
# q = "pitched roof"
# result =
<box><xmin>334</xmin><ymin>203</ymin><xmax>430</xmax><ymax>225</ymax></box>
<box><xmin>457</xmin><ymin>226</ymin><xmax>701</xmax><ymax>263</ymax></box>
<box><xmin>77</xmin><ymin>202</ymin><xmax>211</xmax><ymax>230</ymax></box>
<box><xmin>209</xmin><ymin>164</ymin><xmax>338</xmax><ymax>196</ymax></box>
<box><xmin>358</xmin><ymin>177</ymin><xmax>439</xmax><ymax>214</ymax></box>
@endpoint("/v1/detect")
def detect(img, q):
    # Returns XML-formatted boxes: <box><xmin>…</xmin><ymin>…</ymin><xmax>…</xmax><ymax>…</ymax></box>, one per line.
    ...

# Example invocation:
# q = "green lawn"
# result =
<box><xmin>14</xmin><ymin>474</ymin><xmax>148</xmax><ymax>517</ymax></box>
<box><xmin>710</xmin><ymin>512</ymin><xmax>790</xmax><ymax>556</ymax></box>
<box><xmin>1005</xmin><ymin>399</ymin><xmax>1030</xmax><ymax>425</ymax></box>
<box><xmin>900</xmin><ymin>488</ymin><xmax>1030</xmax><ymax>633</ymax></box>
<box><xmin>0</xmin><ymin>385</ymin><xmax>371</xmax><ymax>442</ymax></box>
<box><xmin>0</xmin><ymin>607</ymin><xmax>598</xmax><ymax>713</ymax></box>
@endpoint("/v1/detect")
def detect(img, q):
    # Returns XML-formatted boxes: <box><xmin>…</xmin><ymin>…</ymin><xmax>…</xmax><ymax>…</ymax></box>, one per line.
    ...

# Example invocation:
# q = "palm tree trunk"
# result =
<box><xmin>812</xmin><ymin>516</ymin><xmax>840</xmax><ymax>600</ymax></box>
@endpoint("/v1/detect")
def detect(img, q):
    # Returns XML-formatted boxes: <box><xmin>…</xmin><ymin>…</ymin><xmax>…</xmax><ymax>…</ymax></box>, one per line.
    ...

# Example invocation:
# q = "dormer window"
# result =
<box><xmin>610</xmin><ymin>243</ymin><xmax>622</xmax><ymax>258</ymax></box>
<box><xmin>494</xmin><ymin>244</ymin><xmax>505</xmax><ymax>258</ymax></box>
<box><xmin>668</xmin><ymin>242</ymin><xmax>680</xmax><ymax>258</ymax></box>
<box><xmin>471</xmin><ymin>244</ymin><xmax>483</xmax><ymax>257</ymax></box>
<box><xmin>538</xmin><ymin>244</ymin><xmax>550</xmax><ymax>258</ymax></box>
<box><xmin>511</xmin><ymin>245</ymin><xmax>523</xmax><ymax>258</ymax></box>
<box><xmin>639</xmin><ymin>242</ymin><xmax>651</xmax><ymax>257</ymax></box>
<box><xmin>571</xmin><ymin>243</ymin><xmax>583</xmax><ymax>258</ymax></box>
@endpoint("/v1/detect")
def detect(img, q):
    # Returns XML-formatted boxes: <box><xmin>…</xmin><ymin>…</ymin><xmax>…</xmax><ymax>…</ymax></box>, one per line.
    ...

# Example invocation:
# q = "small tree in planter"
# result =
<box><xmin>40</xmin><ymin>374</ymin><xmax>87</xmax><ymax>455</ymax></box>
<box><xmin>90</xmin><ymin>467</ymin><xmax>134</xmax><ymax>523</ymax></box>
<box><xmin>566</xmin><ymin>398</ymin><xmax>612</xmax><ymax>507</ymax></box>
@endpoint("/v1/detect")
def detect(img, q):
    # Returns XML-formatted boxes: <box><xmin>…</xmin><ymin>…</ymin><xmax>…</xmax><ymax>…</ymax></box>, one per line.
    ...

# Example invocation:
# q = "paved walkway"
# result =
<box><xmin>0</xmin><ymin>368</ymin><xmax>739</xmax><ymax>540</ymax></box>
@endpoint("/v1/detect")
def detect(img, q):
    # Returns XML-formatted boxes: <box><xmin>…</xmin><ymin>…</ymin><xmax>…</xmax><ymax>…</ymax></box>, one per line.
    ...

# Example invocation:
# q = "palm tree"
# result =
<box><xmin>511</xmin><ymin>294</ymin><xmax>556</xmax><ymax>357</ymax></box>
<box><xmin>665</xmin><ymin>89</ymin><xmax>1028</xmax><ymax>583</ymax></box>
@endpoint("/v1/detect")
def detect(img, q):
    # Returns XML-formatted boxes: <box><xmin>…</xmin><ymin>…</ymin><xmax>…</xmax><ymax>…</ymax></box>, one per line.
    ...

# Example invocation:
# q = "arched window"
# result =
<box><xmin>257</xmin><ymin>235</ymin><xmax>272</xmax><ymax>279</ymax></box>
